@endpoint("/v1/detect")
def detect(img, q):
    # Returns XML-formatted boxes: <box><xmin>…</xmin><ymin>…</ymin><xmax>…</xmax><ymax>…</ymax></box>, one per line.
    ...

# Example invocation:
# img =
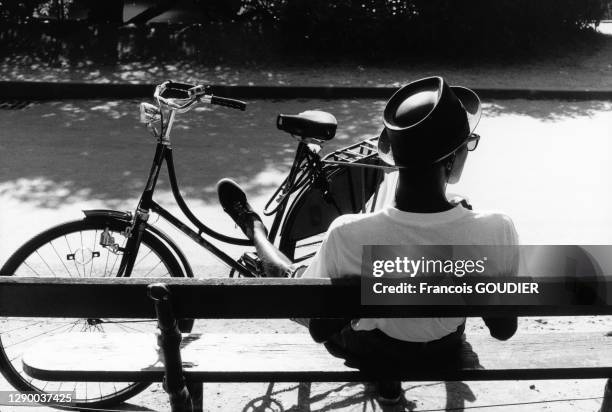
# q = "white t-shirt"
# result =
<box><xmin>301</xmin><ymin>205</ymin><xmax>519</xmax><ymax>342</ymax></box>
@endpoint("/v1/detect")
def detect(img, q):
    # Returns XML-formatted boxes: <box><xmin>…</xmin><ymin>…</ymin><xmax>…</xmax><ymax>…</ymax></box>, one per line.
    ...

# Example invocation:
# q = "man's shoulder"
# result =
<box><xmin>463</xmin><ymin>209</ymin><xmax>514</xmax><ymax>226</ymax></box>
<box><xmin>328</xmin><ymin>210</ymin><xmax>387</xmax><ymax>233</ymax></box>
<box><xmin>462</xmin><ymin>209</ymin><xmax>518</xmax><ymax>244</ymax></box>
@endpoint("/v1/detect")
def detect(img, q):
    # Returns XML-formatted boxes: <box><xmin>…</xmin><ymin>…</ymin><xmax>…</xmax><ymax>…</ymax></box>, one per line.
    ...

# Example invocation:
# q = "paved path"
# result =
<box><xmin>1</xmin><ymin>98</ymin><xmax>612</xmax><ymax>411</ymax></box>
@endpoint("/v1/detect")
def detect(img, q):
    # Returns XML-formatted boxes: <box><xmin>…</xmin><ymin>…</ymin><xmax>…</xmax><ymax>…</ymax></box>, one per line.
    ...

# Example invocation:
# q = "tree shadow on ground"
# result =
<box><xmin>0</xmin><ymin>99</ymin><xmax>384</xmax><ymax>209</ymax></box>
<box><xmin>483</xmin><ymin>100</ymin><xmax>612</xmax><ymax>122</ymax></box>
<box><xmin>0</xmin><ymin>98</ymin><xmax>609</xmax><ymax>209</ymax></box>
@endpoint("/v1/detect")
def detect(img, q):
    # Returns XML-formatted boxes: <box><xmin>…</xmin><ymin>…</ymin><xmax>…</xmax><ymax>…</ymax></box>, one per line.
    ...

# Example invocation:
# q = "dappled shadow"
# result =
<box><xmin>0</xmin><ymin>99</ymin><xmax>384</xmax><ymax>209</ymax></box>
<box><xmin>483</xmin><ymin>100</ymin><xmax>612</xmax><ymax>122</ymax></box>
<box><xmin>1</xmin><ymin>98</ymin><xmax>609</xmax><ymax>210</ymax></box>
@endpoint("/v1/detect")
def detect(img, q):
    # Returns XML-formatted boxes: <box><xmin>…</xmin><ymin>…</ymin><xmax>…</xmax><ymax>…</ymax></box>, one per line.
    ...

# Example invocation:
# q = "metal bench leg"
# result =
<box><xmin>187</xmin><ymin>381</ymin><xmax>203</xmax><ymax>412</ymax></box>
<box><xmin>601</xmin><ymin>379</ymin><xmax>612</xmax><ymax>412</ymax></box>
<box><xmin>149</xmin><ymin>283</ymin><xmax>194</xmax><ymax>412</ymax></box>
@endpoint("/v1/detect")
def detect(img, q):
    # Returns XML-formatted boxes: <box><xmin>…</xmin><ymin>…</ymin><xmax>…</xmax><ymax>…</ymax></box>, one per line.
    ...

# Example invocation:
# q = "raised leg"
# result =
<box><xmin>217</xmin><ymin>178</ymin><xmax>297</xmax><ymax>277</ymax></box>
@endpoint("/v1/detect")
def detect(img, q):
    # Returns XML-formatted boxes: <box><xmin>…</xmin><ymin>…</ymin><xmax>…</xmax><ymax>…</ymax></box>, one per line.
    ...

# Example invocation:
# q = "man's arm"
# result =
<box><xmin>483</xmin><ymin>215</ymin><xmax>520</xmax><ymax>340</ymax></box>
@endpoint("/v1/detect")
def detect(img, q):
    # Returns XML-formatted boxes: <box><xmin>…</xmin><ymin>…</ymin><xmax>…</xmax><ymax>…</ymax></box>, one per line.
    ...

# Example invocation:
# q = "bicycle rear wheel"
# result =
<box><xmin>0</xmin><ymin>217</ymin><xmax>187</xmax><ymax>408</ymax></box>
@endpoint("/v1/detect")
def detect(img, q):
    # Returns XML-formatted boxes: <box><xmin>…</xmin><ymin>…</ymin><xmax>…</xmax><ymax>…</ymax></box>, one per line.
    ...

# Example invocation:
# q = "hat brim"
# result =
<box><xmin>451</xmin><ymin>86</ymin><xmax>481</xmax><ymax>132</ymax></box>
<box><xmin>377</xmin><ymin>85</ymin><xmax>482</xmax><ymax>167</ymax></box>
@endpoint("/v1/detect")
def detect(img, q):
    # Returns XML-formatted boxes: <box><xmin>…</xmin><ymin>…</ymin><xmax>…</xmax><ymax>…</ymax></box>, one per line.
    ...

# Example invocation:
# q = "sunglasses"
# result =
<box><xmin>466</xmin><ymin>133</ymin><xmax>480</xmax><ymax>151</ymax></box>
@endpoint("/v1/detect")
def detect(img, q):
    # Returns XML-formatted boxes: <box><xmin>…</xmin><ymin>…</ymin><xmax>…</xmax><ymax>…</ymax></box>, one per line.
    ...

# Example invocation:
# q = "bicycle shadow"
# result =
<box><xmin>241</xmin><ymin>340</ymin><xmax>481</xmax><ymax>412</ymax></box>
<box><xmin>243</xmin><ymin>381</ymin><xmax>476</xmax><ymax>412</ymax></box>
<box><xmin>111</xmin><ymin>402</ymin><xmax>158</xmax><ymax>411</ymax></box>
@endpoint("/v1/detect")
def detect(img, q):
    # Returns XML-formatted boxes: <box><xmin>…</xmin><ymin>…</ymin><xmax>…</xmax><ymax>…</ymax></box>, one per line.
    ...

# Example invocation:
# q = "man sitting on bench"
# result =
<box><xmin>216</xmin><ymin>76</ymin><xmax>519</xmax><ymax>404</ymax></box>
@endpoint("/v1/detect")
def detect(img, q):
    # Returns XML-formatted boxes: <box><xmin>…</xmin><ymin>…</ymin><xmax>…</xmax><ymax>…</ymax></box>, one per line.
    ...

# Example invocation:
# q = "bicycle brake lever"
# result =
<box><xmin>140</xmin><ymin>102</ymin><xmax>161</xmax><ymax>124</ymax></box>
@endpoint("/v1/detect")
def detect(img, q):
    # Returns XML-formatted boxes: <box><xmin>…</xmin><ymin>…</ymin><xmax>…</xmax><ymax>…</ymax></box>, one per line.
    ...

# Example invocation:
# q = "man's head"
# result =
<box><xmin>378</xmin><ymin>76</ymin><xmax>481</xmax><ymax>186</ymax></box>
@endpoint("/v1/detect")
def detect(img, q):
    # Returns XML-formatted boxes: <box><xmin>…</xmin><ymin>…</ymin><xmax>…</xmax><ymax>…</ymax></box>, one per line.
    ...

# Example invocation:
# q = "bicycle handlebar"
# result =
<box><xmin>211</xmin><ymin>95</ymin><xmax>247</xmax><ymax>111</ymax></box>
<box><xmin>154</xmin><ymin>81</ymin><xmax>247</xmax><ymax>112</ymax></box>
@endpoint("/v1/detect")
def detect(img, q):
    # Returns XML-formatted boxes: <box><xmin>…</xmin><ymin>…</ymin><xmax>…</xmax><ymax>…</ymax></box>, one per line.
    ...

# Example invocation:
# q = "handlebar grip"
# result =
<box><xmin>211</xmin><ymin>96</ymin><xmax>247</xmax><ymax>111</ymax></box>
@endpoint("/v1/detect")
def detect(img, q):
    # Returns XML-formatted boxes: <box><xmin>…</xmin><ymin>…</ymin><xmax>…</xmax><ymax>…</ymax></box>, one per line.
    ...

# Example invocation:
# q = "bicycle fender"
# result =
<box><xmin>82</xmin><ymin>209</ymin><xmax>194</xmax><ymax>278</ymax></box>
<box><xmin>145</xmin><ymin>224</ymin><xmax>194</xmax><ymax>278</ymax></box>
<box><xmin>82</xmin><ymin>209</ymin><xmax>132</xmax><ymax>222</ymax></box>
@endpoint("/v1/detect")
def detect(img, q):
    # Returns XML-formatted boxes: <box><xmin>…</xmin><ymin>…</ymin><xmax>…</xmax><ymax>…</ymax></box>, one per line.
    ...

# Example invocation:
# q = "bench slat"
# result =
<box><xmin>2</xmin><ymin>277</ymin><xmax>611</xmax><ymax>318</ymax></box>
<box><xmin>23</xmin><ymin>332</ymin><xmax>612</xmax><ymax>382</ymax></box>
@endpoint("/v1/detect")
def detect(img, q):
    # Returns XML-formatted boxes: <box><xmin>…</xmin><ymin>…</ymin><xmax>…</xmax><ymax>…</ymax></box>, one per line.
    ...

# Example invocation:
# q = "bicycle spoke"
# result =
<box><xmin>64</xmin><ymin>235</ymin><xmax>82</xmax><ymax>277</ymax></box>
<box><xmin>134</xmin><ymin>248</ymin><xmax>154</xmax><ymax>267</ymax></box>
<box><xmin>89</xmin><ymin>230</ymin><xmax>97</xmax><ymax>277</ymax></box>
<box><xmin>104</xmin><ymin>247</ymin><xmax>110</xmax><ymax>277</ymax></box>
<box><xmin>35</xmin><ymin>250</ymin><xmax>58</xmax><ymax>277</ymax></box>
<box><xmin>111</xmin><ymin>321</ymin><xmax>150</xmax><ymax>333</ymax></box>
<box><xmin>79</xmin><ymin>231</ymin><xmax>84</xmax><ymax>276</ymax></box>
<box><xmin>107</xmin><ymin>234</ymin><xmax>127</xmax><ymax>277</ymax></box>
<box><xmin>0</xmin><ymin>320</ymin><xmax>49</xmax><ymax>335</ymax></box>
<box><xmin>66</xmin><ymin>322</ymin><xmax>79</xmax><ymax>333</ymax></box>
<box><xmin>22</xmin><ymin>260</ymin><xmax>41</xmax><ymax>276</ymax></box>
<box><xmin>50</xmin><ymin>240</ymin><xmax>74</xmax><ymax>278</ymax></box>
<box><xmin>5</xmin><ymin>321</ymin><xmax>78</xmax><ymax>350</ymax></box>
<box><xmin>142</xmin><ymin>259</ymin><xmax>164</xmax><ymax>278</ymax></box>
<box><xmin>101</xmin><ymin>319</ymin><xmax>156</xmax><ymax>324</ymax></box>
<box><xmin>109</xmin><ymin>251</ymin><xmax>121</xmax><ymax>276</ymax></box>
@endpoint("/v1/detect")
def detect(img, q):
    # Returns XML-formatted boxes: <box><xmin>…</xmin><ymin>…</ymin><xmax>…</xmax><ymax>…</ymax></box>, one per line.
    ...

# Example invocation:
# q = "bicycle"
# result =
<box><xmin>0</xmin><ymin>80</ymin><xmax>388</xmax><ymax>407</ymax></box>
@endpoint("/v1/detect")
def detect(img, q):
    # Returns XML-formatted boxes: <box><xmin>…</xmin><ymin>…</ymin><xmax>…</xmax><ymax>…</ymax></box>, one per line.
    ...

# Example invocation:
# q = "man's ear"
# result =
<box><xmin>445</xmin><ymin>153</ymin><xmax>456</xmax><ymax>177</ymax></box>
<box><xmin>446</xmin><ymin>146</ymin><xmax>468</xmax><ymax>184</ymax></box>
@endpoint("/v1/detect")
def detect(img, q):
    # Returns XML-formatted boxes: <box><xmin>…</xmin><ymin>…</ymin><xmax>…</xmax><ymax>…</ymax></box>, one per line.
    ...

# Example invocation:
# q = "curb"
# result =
<box><xmin>1</xmin><ymin>81</ymin><xmax>612</xmax><ymax>101</ymax></box>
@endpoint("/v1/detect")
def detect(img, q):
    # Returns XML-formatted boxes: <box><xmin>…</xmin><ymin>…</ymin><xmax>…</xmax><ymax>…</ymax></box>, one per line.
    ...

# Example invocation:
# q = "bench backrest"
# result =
<box><xmin>0</xmin><ymin>277</ymin><xmax>610</xmax><ymax>318</ymax></box>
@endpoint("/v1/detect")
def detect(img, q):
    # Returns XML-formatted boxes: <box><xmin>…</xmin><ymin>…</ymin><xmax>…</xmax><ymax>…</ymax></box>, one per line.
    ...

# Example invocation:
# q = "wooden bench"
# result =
<box><xmin>2</xmin><ymin>277</ymin><xmax>612</xmax><ymax>411</ymax></box>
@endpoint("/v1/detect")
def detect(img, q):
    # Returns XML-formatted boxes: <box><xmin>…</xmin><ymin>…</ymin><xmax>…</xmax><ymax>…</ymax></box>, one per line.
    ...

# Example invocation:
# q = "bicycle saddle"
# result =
<box><xmin>277</xmin><ymin>110</ymin><xmax>337</xmax><ymax>143</ymax></box>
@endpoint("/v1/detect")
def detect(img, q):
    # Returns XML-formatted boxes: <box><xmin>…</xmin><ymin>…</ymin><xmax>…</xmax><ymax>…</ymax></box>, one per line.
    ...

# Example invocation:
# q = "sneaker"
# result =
<box><xmin>216</xmin><ymin>178</ymin><xmax>262</xmax><ymax>239</ymax></box>
<box><xmin>375</xmin><ymin>380</ymin><xmax>402</xmax><ymax>405</ymax></box>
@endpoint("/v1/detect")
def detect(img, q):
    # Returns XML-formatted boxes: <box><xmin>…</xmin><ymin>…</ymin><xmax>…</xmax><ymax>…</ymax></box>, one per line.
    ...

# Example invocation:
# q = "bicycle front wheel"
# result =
<box><xmin>0</xmin><ymin>217</ymin><xmax>186</xmax><ymax>408</ymax></box>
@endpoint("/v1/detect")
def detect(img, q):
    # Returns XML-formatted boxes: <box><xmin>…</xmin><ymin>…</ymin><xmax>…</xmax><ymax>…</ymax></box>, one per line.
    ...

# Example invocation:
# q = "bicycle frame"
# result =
<box><xmin>113</xmin><ymin>80</ymin><xmax>385</xmax><ymax>279</ymax></box>
<box><xmin>115</xmin><ymin>122</ymin><xmax>317</xmax><ymax>278</ymax></box>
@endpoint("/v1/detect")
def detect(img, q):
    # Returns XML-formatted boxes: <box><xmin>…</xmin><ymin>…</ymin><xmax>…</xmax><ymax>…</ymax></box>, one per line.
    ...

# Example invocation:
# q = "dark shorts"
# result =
<box><xmin>323</xmin><ymin>323</ymin><xmax>466</xmax><ymax>374</ymax></box>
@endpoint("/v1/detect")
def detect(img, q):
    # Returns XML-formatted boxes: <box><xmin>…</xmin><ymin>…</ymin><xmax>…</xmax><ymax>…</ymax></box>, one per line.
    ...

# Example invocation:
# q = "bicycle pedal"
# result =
<box><xmin>239</xmin><ymin>252</ymin><xmax>264</xmax><ymax>276</ymax></box>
